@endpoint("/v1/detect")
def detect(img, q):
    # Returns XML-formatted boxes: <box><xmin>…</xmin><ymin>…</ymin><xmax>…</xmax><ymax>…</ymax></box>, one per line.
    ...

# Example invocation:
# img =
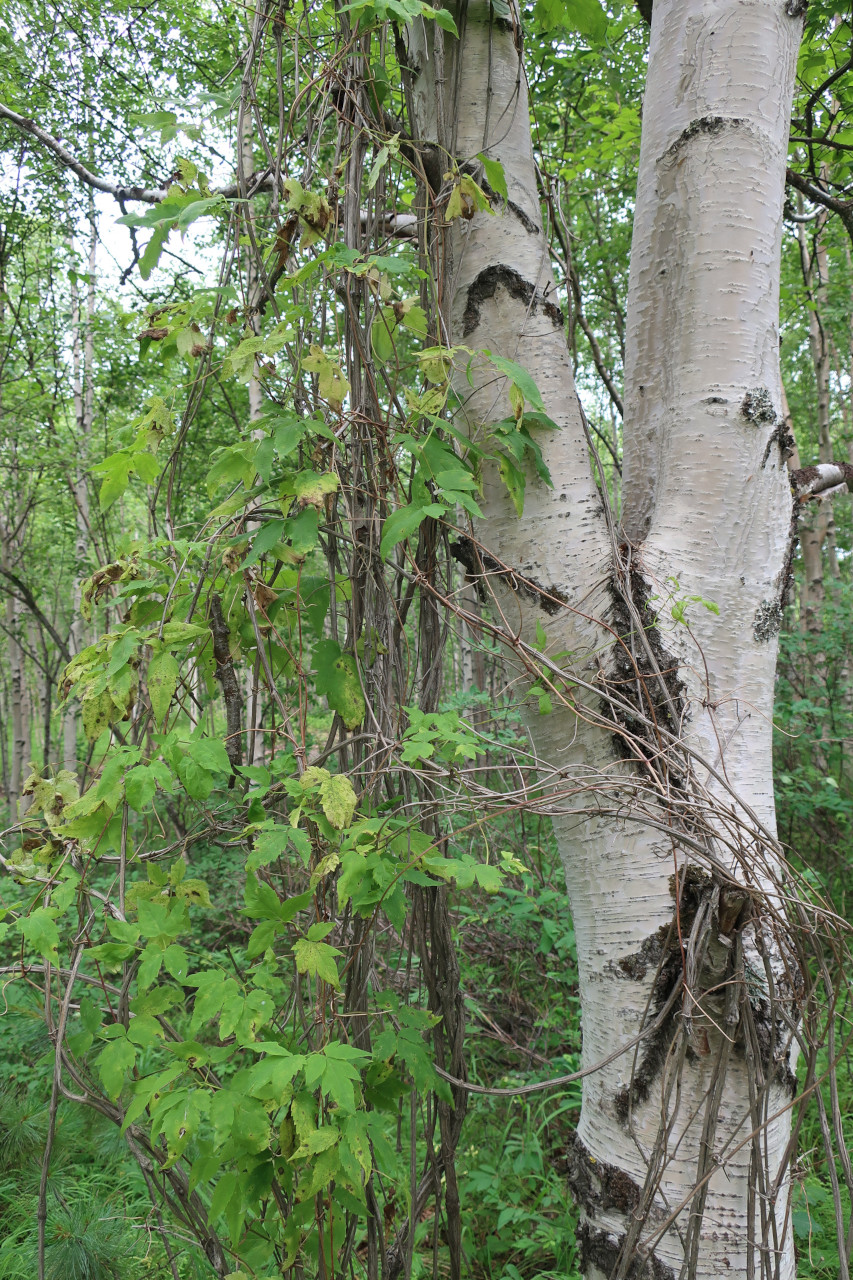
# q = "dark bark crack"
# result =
<box><xmin>605</xmin><ymin>559</ymin><xmax>687</xmax><ymax>747</ymax></box>
<box><xmin>477</xmin><ymin>178</ymin><xmax>540</xmax><ymax>234</ymax></box>
<box><xmin>450</xmin><ymin>535</ymin><xmax>568</xmax><ymax>615</ymax></box>
<box><xmin>661</xmin><ymin>115</ymin><xmax>744</xmax><ymax>166</ymax></box>
<box><xmin>461</xmin><ymin>265</ymin><xmax>563</xmax><ymax>338</ymax></box>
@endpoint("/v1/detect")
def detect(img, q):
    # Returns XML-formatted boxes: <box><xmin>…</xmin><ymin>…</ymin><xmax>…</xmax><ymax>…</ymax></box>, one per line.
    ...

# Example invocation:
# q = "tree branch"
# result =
<box><xmin>786</xmin><ymin>167</ymin><xmax>853</xmax><ymax>238</ymax></box>
<box><xmin>791</xmin><ymin>461</ymin><xmax>853</xmax><ymax>502</ymax></box>
<box><xmin>0</xmin><ymin>101</ymin><xmax>274</xmax><ymax>205</ymax></box>
<box><xmin>0</xmin><ymin>567</ymin><xmax>71</xmax><ymax>662</ymax></box>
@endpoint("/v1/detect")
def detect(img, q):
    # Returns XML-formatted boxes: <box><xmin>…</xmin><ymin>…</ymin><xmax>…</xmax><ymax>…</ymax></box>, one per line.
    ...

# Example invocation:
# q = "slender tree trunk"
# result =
<box><xmin>5</xmin><ymin>582</ymin><xmax>29</xmax><ymax>815</ymax></box>
<box><xmin>63</xmin><ymin>208</ymin><xmax>96</xmax><ymax>775</ymax></box>
<box><xmin>239</xmin><ymin>104</ymin><xmax>263</xmax><ymax>765</ymax></box>
<box><xmin>795</xmin><ymin>198</ymin><xmax>838</xmax><ymax>631</ymax></box>
<box><xmin>413</xmin><ymin>1</ymin><xmax>802</xmax><ymax>1275</ymax></box>
<box><xmin>780</xmin><ymin>386</ymin><xmax>825</xmax><ymax>632</ymax></box>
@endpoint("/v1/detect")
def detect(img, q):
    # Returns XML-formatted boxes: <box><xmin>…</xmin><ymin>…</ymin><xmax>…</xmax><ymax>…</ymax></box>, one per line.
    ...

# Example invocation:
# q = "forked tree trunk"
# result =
<box><xmin>412</xmin><ymin>1</ymin><xmax>803</xmax><ymax>1276</ymax></box>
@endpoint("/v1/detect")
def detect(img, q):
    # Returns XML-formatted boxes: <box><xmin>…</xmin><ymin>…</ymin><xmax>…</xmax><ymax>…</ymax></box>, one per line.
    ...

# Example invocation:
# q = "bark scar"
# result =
<box><xmin>659</xmin><ymin>115</ymin><xmax>745</xmax><ymax>167</ymax></box>
<box><xmin>450</xmin><ymin>536</ymin><xmax>567</xmax><ymax>615</ymax></box>
<box><xmin>461</xmin><ymin>265</ymin><xmax>564</xmax><ymax>338</ymax></box>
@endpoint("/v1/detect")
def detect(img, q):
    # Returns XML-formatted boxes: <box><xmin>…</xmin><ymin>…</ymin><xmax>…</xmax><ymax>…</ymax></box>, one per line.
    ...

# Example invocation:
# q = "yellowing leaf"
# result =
<box><xmin>319</xmin><ymin>774</ymin><xmax>357</xmax><ymax>829</ymax></box>
<box><xmin>82</xmin><ymin>688</ymin><xmax>115</xmax><ymax>742</ymax></box>
<box><xmin>292</xmin><ymin>938</ymin><xmax>342</xmax><ymax>987</ymax></box>
<box><xmin>148</xmin><ymin>650</ymin><xmax>179</xmax><ymax>726</ymax></box>
<box><xmin>294</xmin><ymin>470</ymin><xmax>339</xmax><ymax>508</ymax></box>
<box><xmin>301</xmin><ymin>345</ymin><xmax>349</xmax><ymax>406</ymax></box>
<box><xmin>312</xmin><ymin>640</ymin><xmax>365</xmax><ymax>729</ymax></box>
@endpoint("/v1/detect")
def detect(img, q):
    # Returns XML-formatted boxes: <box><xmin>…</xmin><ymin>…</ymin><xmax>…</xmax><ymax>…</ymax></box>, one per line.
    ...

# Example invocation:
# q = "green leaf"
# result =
<box><xmin>433</xmin><ymin>6</ymin><xmax>458</xmax><ymax>33</ymax></box>
<box><xmin>533</xmin><ymin>0</ymin><xmax>607</xmax><ymax>37</ymax></box>
<box><xmin>126</xmin><ymin>767</ymin><xmax>157</xmax><ymax>811</ymax></box>
<box><xmin>286</xmin><ymin>506</ymin><xmax>320</xmax><ymax>555</ymax></box>
<box><xmin>186</xmin><ymin>737</ymin><xmax>232</xmax><ymax>775</ymax></box>
<box><xmin>312</xmin><ymin>640</ymin><xmax>365</xmax><ymax>729</ymax></box>
<box><xmin>367</xmin><ymin>144</ymin><xmax>389</xmax><ymax>190</ymax></box>
<box><xmin>140</xmin><ymin>223</ymin><xmax>170</xmax><ymax>281</ymax></box>
<box><xmin>163</xmin><ymin>944</ymin><xmax>189</xmax><ymax>981</ymax></box>
<box><xmin>130</xmin><ymin>110</ymin><xmax>178</xmax><ymax>128</ymax></box>
<box><xmin>148</xmin><ymin>651</ymin><xmax>179</xmax><ymax>726</ymax></box>
<box><xmin>498</xmin><ymin>451</ymin><xmax>526</xmax><ymax>517</ymax></box>
<box><xmin>245</xmin><ymin>519</ymin><xmax>285</xmax><ymax>566</ymax></box>
<box><xmin>177</xmin><ymin>757</ymin><xmax>214</xmax><ymax>800</ymax></box>
<box><xmin>486</xmin><ymin>353</ymin><xmax>546</xmax><ymax>412</ymax></box>
<box><xmin>97</xmin><ymin>453</ymin><xmax>133</xmax><ymax>511</ymax></box>
<box><xmin>176</xmin><ymin>196</ymin><xmax>223</xmax><ymax>230</ymax></box>
<box><xmin>131</xmin><ymin>451</ymin><xmax>161</xmax><ymax>484</ymax></box>
<box><xmin>97</xmin><ymin>1035</ymin><xmax>137</xmax><ymax>1099</ymax></box>
<box><xmin>380</xmin><ymin>502</ymin><xmax>444</xmax><ymax>558</ymax></box>
<box><xmin>478</xmin><ymin>153</ymin><xmax>508</xmax><ymax>202</ymax></box>
<box><xmin>18</xmin><ymin>909</ymin><xmax>59</xmax><ymax>963</ymax></box>
<box><xmin>210</xmin><ymin>1171</ymin><xmax>239</xmax><ymax>1222</ymax></box>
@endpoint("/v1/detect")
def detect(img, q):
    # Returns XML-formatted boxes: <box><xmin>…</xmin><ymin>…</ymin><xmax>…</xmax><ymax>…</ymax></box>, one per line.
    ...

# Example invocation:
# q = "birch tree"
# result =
<box><xmin>411</xmin><ymin>0</ymin><xmax>806</xmax><ymax>1275</ymax></box>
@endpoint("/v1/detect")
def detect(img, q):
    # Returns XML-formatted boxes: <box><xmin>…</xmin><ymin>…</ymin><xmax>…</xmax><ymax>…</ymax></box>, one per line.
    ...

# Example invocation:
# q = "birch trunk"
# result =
<box><xmin>412</xmin><ymin>1</ymin><xmax>803</xmax><ymax>1275</ymax></box>
<box><xmin>238</xmin><ymin>107</ymin><xmax>263</xmax><ymax>764</ymax></box>
<box><xmin>63</xmin><ymin>211</ymin><xmax>96</xmax><ymax>775</ymax></box>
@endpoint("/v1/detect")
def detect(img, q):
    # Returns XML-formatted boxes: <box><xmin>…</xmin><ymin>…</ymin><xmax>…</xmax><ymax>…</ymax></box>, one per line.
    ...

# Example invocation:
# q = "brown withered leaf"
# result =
<box><xmin>253</xmin><ymin>581</ymin><xmax>278</xmax><ymax>611</ymax></box>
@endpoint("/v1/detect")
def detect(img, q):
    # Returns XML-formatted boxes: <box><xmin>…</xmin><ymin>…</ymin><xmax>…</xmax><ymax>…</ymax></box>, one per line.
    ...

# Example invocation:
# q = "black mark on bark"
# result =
<box><xmin>661</xmin><ymin>115</ymin><xmax>744</xmax><ymax>166</ymax></box>
<box><xmin>566</xmin><ymin>1133</ymin><xmax>642</xmax><ymax>1216</ymax></box>
<box><xmin>462</xmin><ymin>265</ymin><xmax>563</xmax><ymax>337</ymax></box>
<box><xmin>613</xmin><ymin>869</ymin><xmax>712</xmax><ymax>1123</ymax></box>
<box><xmin>450</xmin><ymin>536</ymin><xmax>567</xmax><ymax>615</ymax></box>
<box><xmin>760</xmin><ymin>421</ymin><xmax>796</xmax><ymax>468</ymax></box>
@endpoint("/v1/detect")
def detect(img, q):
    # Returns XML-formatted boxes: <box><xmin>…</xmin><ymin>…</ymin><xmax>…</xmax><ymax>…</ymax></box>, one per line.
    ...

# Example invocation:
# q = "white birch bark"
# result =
<box><xmin>63</xmin><ymin>212</ymin><xmax>96</xmax><ymax>775</ymax></box>
<box><xmin>412</xmin><ymin>1</ymin><xmax>804</xmax><ymax>1275</ymax></box>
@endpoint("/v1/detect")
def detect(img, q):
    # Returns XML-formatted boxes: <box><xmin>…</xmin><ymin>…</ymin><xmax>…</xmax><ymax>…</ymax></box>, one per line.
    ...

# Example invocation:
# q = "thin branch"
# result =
<box><xmin>0</xmin><ymin>100</ymin><xmax>274</xmax><ymax>205</ymax></box>
<box><xmin>786</xmin><ymin>167</ymin><xmax>853</xmax><ymax>237</ymax></box>
<box><xmin>0</xmin><ymin>567</ymin><xmax>71</xmax><ymax>662</ymax></box>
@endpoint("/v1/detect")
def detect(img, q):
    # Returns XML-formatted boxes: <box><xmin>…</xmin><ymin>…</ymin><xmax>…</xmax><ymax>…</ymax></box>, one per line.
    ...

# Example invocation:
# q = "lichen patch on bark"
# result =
<box><xmin>741</xmin><ymin>386</ymin><xmax>777</xmax><ymax>426</ymax></box>
<box><xmin>753</xmin><ymin>598</ymin><xmax>783</xmax><ymax>641</ymax></box>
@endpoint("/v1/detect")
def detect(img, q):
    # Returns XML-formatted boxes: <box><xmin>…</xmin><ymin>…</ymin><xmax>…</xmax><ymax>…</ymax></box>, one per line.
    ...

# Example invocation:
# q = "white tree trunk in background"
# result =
<box><xmin>63</xmin><ymin>211</ymin><xmax>96</xmax><ymax>776</ymax></box>
<box><xmin>413</xmin><ymin>1</ymin><xmax>803</xmax><ymax>1275</ymax></box>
